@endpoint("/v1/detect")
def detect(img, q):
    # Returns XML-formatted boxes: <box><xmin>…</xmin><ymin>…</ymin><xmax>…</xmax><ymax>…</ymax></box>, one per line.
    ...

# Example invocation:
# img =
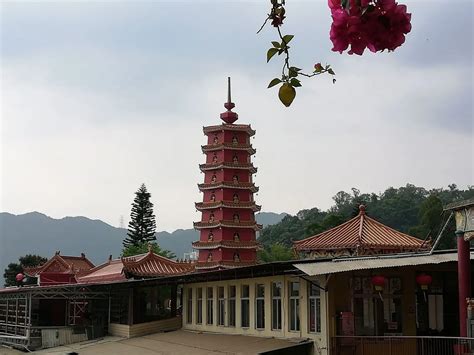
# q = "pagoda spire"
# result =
<box><xmin>220</xmin><ymin>77</ymin><xmax>239</xmax><ymax>124</ymax></box>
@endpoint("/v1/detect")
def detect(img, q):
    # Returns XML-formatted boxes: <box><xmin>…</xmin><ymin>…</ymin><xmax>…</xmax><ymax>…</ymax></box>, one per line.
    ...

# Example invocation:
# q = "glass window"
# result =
<box><xmin>241</xmin><ymin>285</ymin><xmax>250</xmax><ymax>328</ymax></box>
<box><xmin>218</xmin><ymin>286</ymin><xmax>225</xmax><ymax>326</ymax></box>
<box><xmin>206</xmin><ymin>287</ymin><xmax>214</xmax><ymax>325</ymax></box>
<box><xmin>272</xmin><ymin>282</ymin><xmax>282</xmax><ymax>330</ymax></box>
<box><xmin>309</xmin><ymin>283</ymin><xmax>321</xmax><ymax>333</ymax></box>
<box><xmin>228</xmin><ymin>286</ymin><xmax>236</xmax><ymax>327</ymax></box>
<box><xmin>187</xmin><ymin>288</ymin><xmax>193</xmax><ymax>324</ymax></box>
<box><xmin>196</xmin><ymin>287</ymin><xmax>203</xmax><ymax>324</ymax></box>
<box><xmin>289</xmin><ymin>281</ymin><xmax>300</xmax><ymax>331</ymax></box>
<box><xmin>255</xmin><ymin>284</ymin><xmax>265</xmax><ymax>329</ymax></box>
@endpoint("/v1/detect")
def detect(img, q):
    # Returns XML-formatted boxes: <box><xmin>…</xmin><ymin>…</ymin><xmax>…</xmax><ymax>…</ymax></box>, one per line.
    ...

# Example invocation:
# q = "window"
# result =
<box><xmin>255</xmin><ymin>284</ymin><xmax>265</xmax><ymax>329</ymax></box>
<box><xmin>208</xmin><ymin>232</ymin><xmax>214</xmax><ymax>241</ymax></box>
<box><xmin>207</xmin><ymin>252</ymin><xmax>213</xmax><ymax>262</ymax></box>
<box><xmin>218</xmin><ymin>287</ymin><xmax>225</xmax><ymax>326</ymax></box>
<box><xmin>308</xmin><ymin>283</ymin><xmax>321</xmax><ymax>333</ymax></box>
<box><xmin>232</xmin><ymin>155</ymin><xmax>238</xmax><ymax>164</ymax></box>
<box><xmin>241</xmin><ymin>285</ymin><xmax>250</xmax><ymax>327</ymax></box>
<box><xmin>233</xmin><ymin>232</ymin><xmax>240</xmax><ymax>242</ymax></box>
<box><xmin>233</xmin><ymin>193</ymin><xmax>239</xmax><ymax>202</ymax></box>
<box><xmin>206</xmin><ymin>287</ymin><xmax>214</xmax><ymax>325</ymax></box>
<box><xmin>210</xmin><ymin>193</ymin><xmax>216</xmax><ymax>202</ymax></box>
<box><xmin>187</xmin><ymin>288</ymin><xmax>193</xmax><ymax>324</ymax></box>
<box><xmin>232</xmin><ymin>175</ymin><xmax>239</xmax><ymax>184</ymax></box>
<box><xmin>197</xmin><ymin>288</ymin><xmax>203</xmax><ymax>324</ymax></box>
<box><xmin>289</xmin><ymin>281</ymin><xmax>300</xmax><ymax>331</ymax></box>
<box><xmin>233</xmin><ymin>214</ymin><xmax>240</xmax><ymax>223</ymax></box>
<box><xmin>232</xmin><ymin>135</ymin><xmax>238</xmax><ymax>144</ymax></box>
<box><xmin>228</xmin><ymin>286</ymin><xmax>236</xmax><ymax>327</ymax></box>
<box><xmin>272</xmin><ymin>282</ymin><xmax>282</xmax><ymax>330</ymax></box>
<box><xmin>233</xmin><ymin>253</ymin><xmax>240</xmax><ymax>262</ymax></box>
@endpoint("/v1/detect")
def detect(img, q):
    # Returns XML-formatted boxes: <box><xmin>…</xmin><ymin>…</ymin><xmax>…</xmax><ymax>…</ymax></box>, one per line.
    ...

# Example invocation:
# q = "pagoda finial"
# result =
<box><xmin>221</xmin><ymin>77</ymin><xmax>238</xmax><ymax>124</ymax></box>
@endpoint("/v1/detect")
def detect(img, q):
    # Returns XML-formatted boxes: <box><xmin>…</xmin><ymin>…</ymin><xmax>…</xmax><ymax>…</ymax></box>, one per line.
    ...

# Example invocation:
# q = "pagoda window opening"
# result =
<box><xmin>212</xmin><ymin>154</ymin><xmax>218</xmax><ymax>164</ymax></box>
<box><xmin>207</xmin><ymin>252</ymin><xmax>213</xmax><ymax>262</ymax></box>
<box><xmin>233</xmin><ymin>194</ymin><xmax>239</xmax><ymax>203</ymax></box>
<box><xmin>233</xmin><ymin>252</ymin><xmax>241</xmax><ymax>262</ymax></box>
<box><xmin>213</xmin><ymin>135</ymin><xmax>219</xmax><ymax>145</ymax></box>
<box><xmin>217</xmin><ymin>286</ymin><xmax>225</xmax><ymax>326</ymax></box>
<box><xmin>232</xmin><ymin>155</ymin><xmax>238</xmax><ymax>164</ymax></box>
<box><xmin>233</xmin><ymin>232</ymin><xmax>240</xmax><ymax>242</ymax></box>
<box><xmin>211</xmin><ymin>174</ymin><xmax>217</xmax><ymax>183</ymax></box>
<box><xmin>196</xmin><ymin>287</ymin><xmax>203</xmax><ymax>324</ymax></box>
<box><xmin>186</xmin><ymin>288</ymin><xmax>193</xmax><ymax>324</ymax></box>
<box><xmin>228</xmin><ymin>285</ymin><xmax>236</xmax><ymax>327</ymax></box>
<box><xmin>255</xmin><ymin>284</ymin><xmax>265</xmax><ymax>329</ymax></box>
<box><xmin>233</xmin><ymin>214</ymin><xmax>240</xmax><ymax>223</ymax></box>
<box><xmin>241</xmin><ymin>285</ymin><xmax>250</xmax><ymax>328</ymax></box>
<box><xmin>208</xmin><ymin>232</ymin><xmax>214</xmax><ymax>242</ymax></box>
<box><xmin>209</xmin><ymin>213</ymin><xmax>215</xmax><ymax>223</ymax></box>
<box><xmin>206</xmin><ymin>287</ymin><xmax>214</xmax><ymax>325</ymax></box>
<box><xmin>232</xmin><ymin>135</ymin><xmax>238</xmax><ymax>145</ymax></box>
<box><xmin>232</xmin><ymin>175</ymin><xmax>239</xmax><ymax>184</ymax></box>
<box><xmin>210</xmin><ymin>193</ymin><xmax>216</xmax><ymax>202</ymax></box>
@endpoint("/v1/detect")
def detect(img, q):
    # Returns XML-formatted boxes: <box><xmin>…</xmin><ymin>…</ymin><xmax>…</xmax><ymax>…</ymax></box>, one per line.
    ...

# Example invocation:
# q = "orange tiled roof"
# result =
<box><xmin>121</xmin><ymin>251</ymin><xmax>194</xmax><ymax>277</ymax></box>
<box><xmin>294</xmin><ymin>205</ymin><xmax>429</xmax><ymax>252</ymax></box>
<box><xmin>77</xmin><ymin>258</ymin><xmax>126</xmax><ymax>284</ymax></box>
<box><xmin>23</xmin><ymin>252</ymin><xmax>95</xmax><ymax>277</ymax></box>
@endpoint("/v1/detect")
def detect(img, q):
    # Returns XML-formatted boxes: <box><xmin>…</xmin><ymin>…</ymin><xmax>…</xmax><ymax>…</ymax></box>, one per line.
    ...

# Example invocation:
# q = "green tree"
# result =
<box><xmin>123</xmin><ymin>183</ymin><xmax>157</xmax><ymax>248</ymax></box>
<box><xmin>258</xmin><ymin>244</ymin><xmax>294</xmax><ymax>262</ymax></box>
<box><xmin>122</xmin><ymin>241</ymin><xmax>176</xmax><ymax>259</ymax></box>
<box><xmin>3</xmin><ymin>254</ymin><xmax>47</xmax><ymax>287</ymax></box>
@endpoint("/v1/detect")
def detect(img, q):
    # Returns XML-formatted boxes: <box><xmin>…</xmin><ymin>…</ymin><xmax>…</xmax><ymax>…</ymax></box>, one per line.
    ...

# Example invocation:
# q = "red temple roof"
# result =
<box><xmin>194</xmin><ymin>220</ymin><xmax>263</xmax><ymax>231</ymax></box>
<box><xmin>203</xmin><ymin>124</ymin><xmax>256</xmax><ymax>137</ymax></box>
<box><xmin>198</xmin><ymin>181</ymin><xmax>259</xmax><ymax>193</ymax></box>
<box><xmin>77</xmin><ymin>258</ymin><xmax>126</xmax><ymax>284</ymax></box>
<box><xmin>202</xmin><ymin>143</ymin><xmax>256</xmax><ymax>154</ymax></box>
<box><xmin>294</xmin><ymin>205</ymin><xmax>429</xmax><ymax>253</ymax></box>
<box><xmin>24</xmin><ymin>252</ymin><xmax>95</xmax><ymax>277</ymax></box>
<box><xmin>121</xmin><ymin>251</ymin><xmax>194</xmax><ymax>277</ymax></box>
<box><xmin>195</xmin><ymin>201</ymin><xmax>261</xmax><ymax>212</ymax></box>
<box><xmin>192</xmin><ymin>240</ymin><xmax>260</xmax><ymax>250</ymax></box>
<box><xmin>195</xmin><ymin>260</ymin><xmax>257</xmax><ymax>270</ymax></box>
<box><xmin>199</xmin><ymin>162</ymin><xmax>257</xmax><ymax>173</ymax></box>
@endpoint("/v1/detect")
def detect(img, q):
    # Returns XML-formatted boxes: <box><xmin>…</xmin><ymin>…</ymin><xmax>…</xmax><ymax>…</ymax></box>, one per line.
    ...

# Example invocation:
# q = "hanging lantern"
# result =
<box><xmin>371</xmin><ymin>275</ymin><xmax>386</xmax><ymax>292</ymax></box>
<box><xmin>416</xmin><ymin>274</ymin><xmax>433</xmax><ymax>290</ymax></box>
<box><xmin>15</xmin><ymin>273</ymin><xmax>24</xmax><ymax>283</ymax></box>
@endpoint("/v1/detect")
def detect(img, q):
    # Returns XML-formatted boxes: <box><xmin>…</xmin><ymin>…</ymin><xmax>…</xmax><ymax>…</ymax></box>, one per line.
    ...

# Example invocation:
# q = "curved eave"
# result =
<box><xmin>193</xmin><ymin>221</ymin><xmax>263</xmax><ymax>231</ymax></box>
<box><xmin>195</xmin><ymin>261</ymin><xmax>257</xmax><ymax>270</ymax></box>
<box><xmin>195</xmin><ymin>201</ymin><xmax>261</xmax><ymax>212</ymax></box>
<box><xmin>201</xmin><ymin>144</ymin><xmax>256</xmax><ymax>155</ymax></box>
<box><xmin>192</xmin><ymin>241</ymin><xmax>260</xmax><ymax>250</ymax></box>
<box><xmin>199</xmin><ymin>163</ymin><xmax>257</xmax><ymax>173</ymax></box>
<box><xmin>198</xmin><ymin>182</ymin><xmax>259</xmax><ymax>193</ymax></box>
<box><xmin>295</xmin><ymin>243</ymin><xmax>429</xmax><ymax>252</ymax></box>
<box><xmin>203</xmin><ymin>124</ymin><xmax>256</xmax><ymax>137</ymax></box>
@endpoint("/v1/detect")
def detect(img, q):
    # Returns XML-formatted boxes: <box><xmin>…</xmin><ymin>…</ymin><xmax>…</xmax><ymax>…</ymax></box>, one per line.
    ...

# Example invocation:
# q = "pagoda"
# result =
<box><xmin>193</xmin><ymin>78</ymin><xmax>262</xmax><ymax>270</ymax></box>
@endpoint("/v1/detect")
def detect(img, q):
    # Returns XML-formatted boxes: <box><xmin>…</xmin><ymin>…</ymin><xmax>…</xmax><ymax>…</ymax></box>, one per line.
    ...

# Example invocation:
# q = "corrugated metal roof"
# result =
<box><xmin>293</xmin><ymin>205</ymin><xmax>427</xmax><ymax>252</ymax></box>
<box><xmin>293</xmin><ymin>251</ymin><xmax>474</xmax><ymax>276</ymax></box>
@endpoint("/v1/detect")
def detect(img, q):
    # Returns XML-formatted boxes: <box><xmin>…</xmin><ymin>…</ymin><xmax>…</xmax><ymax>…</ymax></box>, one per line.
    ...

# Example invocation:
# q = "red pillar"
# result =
<box><xmin>457</xmin><ymin>230</ymin><xmax>471</xmax><ymax>337</ymax></box>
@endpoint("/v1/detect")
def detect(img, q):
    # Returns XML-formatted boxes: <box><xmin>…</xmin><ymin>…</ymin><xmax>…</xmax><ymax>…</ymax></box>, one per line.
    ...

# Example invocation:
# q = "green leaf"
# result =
<box><xmin>282</xmin><ymin>35</ymin><xmax>294</xmax><ymax>44</ymax></box>
<box><xmin>288</xmin><ymin>69</ymin><xmax>298</xmax><ymax>78</ymax></box>
<box><xmin>289</xmin><ymin>66</ymin><xmax>301</xmax><ymax>72</ymax></box>
<box><xmin>268</xmin><ymin>78</ymin><xmax>282</xmax><ymax>88</ymax></box>
<box><xmin>267</xmin><ymin>48</ymin><xmax>279</xmax><ymax>62</ymax></box>
<box><xmin>290</xmin><ymin>78</ymin><xmax>302</xmax><ymax>87</ymax></box>
<box><xmin>272</xmin><ymin>41</ymin><xmax>281</xmax><ymax>48</ymax></box>
<box><xmin>328</xmin><ymin>68</ymin><xmax>335</xmax><ymax>75</ymax></box>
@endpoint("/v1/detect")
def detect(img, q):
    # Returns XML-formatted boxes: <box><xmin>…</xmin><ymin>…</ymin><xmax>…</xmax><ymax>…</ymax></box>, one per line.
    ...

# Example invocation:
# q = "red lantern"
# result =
<box><xmin>15</xmin><ymin>273</ymin><xmax>24</xmax><ymax>282</ymax></box>
<box><xmin>371</xmin><ymin>275</ymin><xmax>386</xmax><ymax>292</ymax></box>
<box><xmin>416</xmin><ymin>274</ymin><xmax>433</xmax><ymax>290</ymax></box>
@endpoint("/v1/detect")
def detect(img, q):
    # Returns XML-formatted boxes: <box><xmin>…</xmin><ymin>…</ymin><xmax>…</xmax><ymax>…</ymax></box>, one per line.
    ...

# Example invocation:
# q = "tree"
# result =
<box><xmin>258</xmin><ymin>244</ymin><xmax>294</xmax><ymax>263</ymax></box>
<box><xmin>123</xmin><ymin>183</ymin><xmax>157</xmax><ymax>248</ymax></box>
<box><xmin>122</xmin><ymin>241</ymin><xmax>176</xmax><ymax>259</ymax></box>
<box><xmin>3</xmin><ymin>254</ymin><xmax>47</xmax><ymax>287</ymax></box>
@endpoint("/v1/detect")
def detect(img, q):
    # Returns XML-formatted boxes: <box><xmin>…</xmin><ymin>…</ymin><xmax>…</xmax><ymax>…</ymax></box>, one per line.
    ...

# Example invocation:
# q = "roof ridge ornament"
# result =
<box><xmin>220</xmin><ymin>77</ymin><xmax>239</xmax><ymax>124</ymax></box>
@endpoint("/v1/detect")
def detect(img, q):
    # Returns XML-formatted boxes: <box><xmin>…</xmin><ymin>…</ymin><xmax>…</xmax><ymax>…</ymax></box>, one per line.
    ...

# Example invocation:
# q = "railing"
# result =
<box><xmin>331</xmin><ymin>336</ymin><xmax>474</xmax><ymax>355</ymax></box>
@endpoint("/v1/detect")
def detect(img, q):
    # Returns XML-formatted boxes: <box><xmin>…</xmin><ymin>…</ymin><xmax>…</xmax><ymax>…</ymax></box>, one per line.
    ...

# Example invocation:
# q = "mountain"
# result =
<box><xmin>0</xmin><ymin>211</ymin><xmax>287</xmax><ymax>285</ymax></box>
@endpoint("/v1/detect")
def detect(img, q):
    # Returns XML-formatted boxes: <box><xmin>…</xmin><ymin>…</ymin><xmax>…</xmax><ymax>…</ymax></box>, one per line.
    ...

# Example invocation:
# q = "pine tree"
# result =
<box><xmin>123</xmin><ymin>183</ymin><xmax>157</xmax><ymax>248</ymax></box>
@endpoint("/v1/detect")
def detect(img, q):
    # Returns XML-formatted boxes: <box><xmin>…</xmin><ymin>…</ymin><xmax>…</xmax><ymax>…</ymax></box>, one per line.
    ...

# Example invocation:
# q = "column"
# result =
<box><xmin>457</xmin><ymin>230</ymin><xmax>471</xmax><ymax>337</ymax></box>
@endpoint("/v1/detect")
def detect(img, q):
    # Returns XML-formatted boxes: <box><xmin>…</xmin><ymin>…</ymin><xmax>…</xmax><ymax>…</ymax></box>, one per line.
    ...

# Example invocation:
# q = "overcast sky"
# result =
<box><xmin>1</xmin><ymin>0</ymin><xmax>472</xmax><ymax>232</ymax></box>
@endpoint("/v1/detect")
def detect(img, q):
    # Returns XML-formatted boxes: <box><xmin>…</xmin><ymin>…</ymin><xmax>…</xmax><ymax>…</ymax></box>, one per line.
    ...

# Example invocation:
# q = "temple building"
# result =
<box><xmin>193</xmin><ymin>78</ymin><xmax>262</xmax><ymax>270</ymax></box>
<box><xmin>294</xmin><ymin>205</ymin><xmax>430</xmax><ymax>259</ymax></box>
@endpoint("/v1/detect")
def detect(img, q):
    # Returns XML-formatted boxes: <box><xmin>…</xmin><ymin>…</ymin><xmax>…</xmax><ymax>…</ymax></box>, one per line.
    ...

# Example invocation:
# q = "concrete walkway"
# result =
<box><xmin>5</xmin><ymin>330</ymin><xmax>301</xmax><ymax>355</ymax></box>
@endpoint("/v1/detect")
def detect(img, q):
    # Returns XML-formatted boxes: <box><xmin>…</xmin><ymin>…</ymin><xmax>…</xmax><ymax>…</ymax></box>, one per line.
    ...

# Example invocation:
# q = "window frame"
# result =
<box><xmin>255</xmin><ymin>284</ymin><xmax>265</xmax><ymax>330</ymax></box>
<box><xmin>308</xmin><ymin>282</ymin><xmax>321</xmax><ymax>333</ymax></box>
<box><xmin>186</xmin><ymin>288</ymin><xmax>193</xmax><ymax>324</ymax></box>
<box><xmin>217</xmin><ymin>286</ymin><xmax>225</xmax><ymax>326</ymax></box>
<box><xmin>196</xmin><ymin>287</ymin><xmax>203</xmax><ymax>325</ymax></box>
<box><xmin>271</xmin><ymin>281</ymin><xmax>282</xmax><ymax>331</ymax></box>
<box><xmin>206</xmin><ymin>286</ymin><xmax>214</xmax><ymax>325</ymax></box>
<box><xmin>289</xmin><ymin>281</ymin><xmax>300</xmax><ymax>332</ymax></box>
<box><xmin>228</xmin><ymin>285</ymin><xmax>236</xmax><ymax>327</ymax></box>
<box><xmin>241</xmin><ymin>284</ymin><xmax>250</xmax><ymax>328</ymax></box>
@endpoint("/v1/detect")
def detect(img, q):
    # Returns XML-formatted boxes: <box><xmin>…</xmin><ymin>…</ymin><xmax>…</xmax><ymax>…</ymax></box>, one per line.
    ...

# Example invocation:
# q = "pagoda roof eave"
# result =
<box><xmin>192</xmin><ymin>240</ymin><xmax>260</xmax><ymax>250</ymax></box>
<box><xmin>195</xmin><ymin>201</ymin><xmax>261</xmax><ymax>212</ymax></box>
<box><xmin>195</xmin><ymin>260</ymin><xmax>257</xmax><ymax>270</ymax></box>
<box><xmin>198</xmin><ymin>182</ymin><xmax>259</xmax><ymax>193</ymax></box>
<box><xmin>203</xmin><ymin>124</ymin><xmax>256</xmax><ymax>137</ymax></box>
<box><xmin>199</xmin><ymin>163</ymin><xmax>257</xmax><ymax>173</ymax></box>
<box><xmin>194</xmin><ymin>221</ymin><xmax>263</xmax><ymax>231</ymax></box>
<box><xmin>202</xmin><ymin>143</ymin><xmax>256</xmax><ymax>155</ymax></box>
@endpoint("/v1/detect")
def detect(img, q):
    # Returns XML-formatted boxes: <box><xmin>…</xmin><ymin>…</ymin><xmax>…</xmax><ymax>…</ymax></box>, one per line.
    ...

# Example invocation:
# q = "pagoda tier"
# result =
<box><xmin>193</xmin><ymin>78</ymin><xmax>260</xmax><ymax>271</ymax></box>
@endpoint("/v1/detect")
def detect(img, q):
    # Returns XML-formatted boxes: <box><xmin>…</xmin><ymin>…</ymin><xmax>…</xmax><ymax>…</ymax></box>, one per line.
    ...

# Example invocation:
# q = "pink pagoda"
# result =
<box><xmin>193</xmin><ymin>78</ymin><xmax>262</xmax><ymax>270</ymax></box>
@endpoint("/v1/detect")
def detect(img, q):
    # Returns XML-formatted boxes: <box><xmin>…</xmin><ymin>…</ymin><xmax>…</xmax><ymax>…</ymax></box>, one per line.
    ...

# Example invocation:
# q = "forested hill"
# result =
<box><xmin>259</xmin><ymin>184</ymin><xmax>474</xmax><ymax>251</ymax></box>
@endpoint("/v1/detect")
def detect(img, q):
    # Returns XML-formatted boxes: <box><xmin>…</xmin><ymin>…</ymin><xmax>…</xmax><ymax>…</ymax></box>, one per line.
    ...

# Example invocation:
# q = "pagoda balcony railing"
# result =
<box><xmin>193</xmin><ymin>220</ymin><xmax>263</xmax><ymax>231</ymax></box>
<box><xmin>201</xmin><ymin>143</ymin><xmax>256</xmax><ymax>154</ymax></box>
<box><xmin>195</xmin><ymin>260</ymin><xmax>257</xmax><ymax>270</ymax></box>
<box><xmin>195</xmin><ymin>201</ymin><xmax>261</xmax><ymax>212</ymax></box>
<box><xmin>199</xmin><ymin>162</ymin><xmax>257</xmax><ymax>173</ymax></box>
<box><xmin>203</xmin><ymin>124</ymin><xmax>256</xmax><ymax>136</ymax></box>
<box><xmin>192</xmin><ymin>240</ymin><xmax>260</xmax><ymax>250</ymax></box>
<box><xmin>198</xmin><ymin>181</ymin><xmax>259</xmax><ymax>192</ymax></box>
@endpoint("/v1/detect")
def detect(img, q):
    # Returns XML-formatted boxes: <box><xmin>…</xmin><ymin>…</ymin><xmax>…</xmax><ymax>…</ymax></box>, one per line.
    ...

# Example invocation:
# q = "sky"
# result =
<box><xmin>1</xmin><ymin>0</ymin><xmax>472</xmax><ymax>232</ymax></box>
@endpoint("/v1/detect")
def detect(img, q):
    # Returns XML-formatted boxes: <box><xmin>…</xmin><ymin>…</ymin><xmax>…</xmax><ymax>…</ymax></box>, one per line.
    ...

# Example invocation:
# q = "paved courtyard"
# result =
<box><xmin>1</xmin><ymin>330</ymin><xmax>301</xmax><ymax>355</ymax></box>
